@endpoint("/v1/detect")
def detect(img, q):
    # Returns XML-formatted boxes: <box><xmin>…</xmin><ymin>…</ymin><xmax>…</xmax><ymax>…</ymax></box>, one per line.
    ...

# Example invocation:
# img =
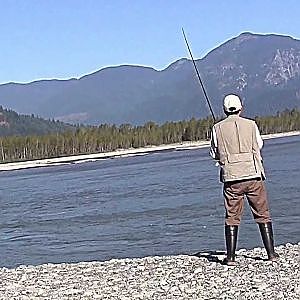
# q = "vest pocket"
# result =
<box><xmin>225</xmin><ymin>153</ymin><xmax>257</xmax><ymax>178</ymax></box>
<box><xmin>227</xmin><ymin>152</ymin><xmax>253</xmax><ymax>163</ymax></box>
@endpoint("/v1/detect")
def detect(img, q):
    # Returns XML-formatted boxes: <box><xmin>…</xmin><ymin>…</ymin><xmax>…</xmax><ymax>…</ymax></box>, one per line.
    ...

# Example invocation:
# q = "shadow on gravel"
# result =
<box><xmin>191</xmin><ymin>250</ymin><xmax>225</xmax><ymax>264</ymax></box>
<box><xmin>239</xmin><ymin>254</ymin><xmax>266</xmax><ymax>261</ymax></box>
<box><xmin>191</xmin><ymin>251</ymin><xmax>268</xmax><ymax>264</ymax></box>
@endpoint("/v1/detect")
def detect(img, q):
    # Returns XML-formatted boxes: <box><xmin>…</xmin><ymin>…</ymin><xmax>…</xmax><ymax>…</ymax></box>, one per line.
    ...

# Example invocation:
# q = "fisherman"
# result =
<box><xmin>210</xmin><ymin>94</ymin><xmax>279</xmax><ymax>266</ymax></box>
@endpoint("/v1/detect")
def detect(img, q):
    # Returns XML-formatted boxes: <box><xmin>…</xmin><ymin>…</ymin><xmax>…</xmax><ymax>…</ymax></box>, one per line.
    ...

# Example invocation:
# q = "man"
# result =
<box><xmin>210</xmin><ymin>94</ymin><xmax>279</xmax><ymax>266</ymax></box>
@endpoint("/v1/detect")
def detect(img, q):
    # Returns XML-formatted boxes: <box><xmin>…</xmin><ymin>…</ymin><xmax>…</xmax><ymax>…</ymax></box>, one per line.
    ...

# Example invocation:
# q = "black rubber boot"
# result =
<box><xmin>258</xmin><ymin>222</ymin><xmax>279</xmax><ymax>261</ymax></box>
<box><xmin>223</xmin><ymin>225</ymin><xmax>238</xmax><ymax>266</ymax></box>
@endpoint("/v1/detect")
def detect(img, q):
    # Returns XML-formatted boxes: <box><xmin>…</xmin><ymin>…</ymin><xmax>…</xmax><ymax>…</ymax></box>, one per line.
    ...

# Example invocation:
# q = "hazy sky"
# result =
<box><xmin>1</xmin><ymin>0</ymin><xmax>300</xmax><ymax>83</ymax></box>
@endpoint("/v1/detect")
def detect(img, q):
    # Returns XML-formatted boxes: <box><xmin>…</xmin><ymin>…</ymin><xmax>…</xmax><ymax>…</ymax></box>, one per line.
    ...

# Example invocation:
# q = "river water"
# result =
<box><xmin>0</xmin><ymin>135</ymin><xmax>299</xmax><ymax>268</ymax></box>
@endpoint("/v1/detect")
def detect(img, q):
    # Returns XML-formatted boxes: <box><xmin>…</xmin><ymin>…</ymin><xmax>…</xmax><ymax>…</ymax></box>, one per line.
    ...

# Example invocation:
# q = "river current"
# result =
<box><xmin>0</xmin><ymin>135</ymin><xmax>299</xmax><ymax>268</ymax></box>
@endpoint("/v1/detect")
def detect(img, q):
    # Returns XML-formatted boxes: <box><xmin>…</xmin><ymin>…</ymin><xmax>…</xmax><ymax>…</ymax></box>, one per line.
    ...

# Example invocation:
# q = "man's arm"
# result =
<box><xmin>210</xmin><ymin>126</ymin><xmax>219</xmax><ymax>160</ymax></box>
<box><xmin>255</xmin><ymin>124</ymin><xmax>263</xmax><ymax>149</ymax></box>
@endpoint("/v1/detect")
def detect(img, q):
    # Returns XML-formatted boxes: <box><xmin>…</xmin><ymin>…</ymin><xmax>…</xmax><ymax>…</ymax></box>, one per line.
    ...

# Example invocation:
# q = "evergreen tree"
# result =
<box><xmin>0</xmin><ymin>109</ymin><xmax>299</xmax><ymax>163</ymax></box>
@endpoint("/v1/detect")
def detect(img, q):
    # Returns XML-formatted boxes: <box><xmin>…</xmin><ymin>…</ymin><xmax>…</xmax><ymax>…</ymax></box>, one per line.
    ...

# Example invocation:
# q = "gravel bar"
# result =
<box><xmin>0</xmin><ymin>243</ymin><xmax>299</xmax><ymax>299</ymax></box>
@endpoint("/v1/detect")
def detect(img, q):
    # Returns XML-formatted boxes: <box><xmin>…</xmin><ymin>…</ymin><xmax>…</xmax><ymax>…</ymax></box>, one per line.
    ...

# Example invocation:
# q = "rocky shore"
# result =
<box><xmin>0</xmin><ymin>243</ymin><xmax>299</xmax><ymax>299</ymax></box>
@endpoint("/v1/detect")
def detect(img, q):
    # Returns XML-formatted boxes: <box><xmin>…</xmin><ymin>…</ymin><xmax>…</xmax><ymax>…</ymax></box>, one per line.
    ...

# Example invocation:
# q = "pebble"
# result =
<box><xmin>0</xmin><ymin>243</ymin><xmax>299</xmax><ymax>299</ymax></box>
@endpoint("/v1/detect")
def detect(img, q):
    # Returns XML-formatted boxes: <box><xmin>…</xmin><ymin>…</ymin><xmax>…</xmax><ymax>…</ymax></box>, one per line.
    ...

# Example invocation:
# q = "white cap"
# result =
<box><xmin>223</xmin><ymin>94</ymin><xmax>242</xmax><ymax>113</ymax></box>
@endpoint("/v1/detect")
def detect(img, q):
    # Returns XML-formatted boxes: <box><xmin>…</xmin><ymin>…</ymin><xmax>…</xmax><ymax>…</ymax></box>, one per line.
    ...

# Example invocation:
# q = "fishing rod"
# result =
<box><xmin>182</xmin><ymin>28</ymin><xmax>216</xmax><ymax>122</ymax></box>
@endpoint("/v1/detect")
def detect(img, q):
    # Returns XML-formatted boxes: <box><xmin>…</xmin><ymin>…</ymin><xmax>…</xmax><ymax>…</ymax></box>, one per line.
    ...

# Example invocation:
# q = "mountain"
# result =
<box><xmin>0</xmin><ymin>32</ymin><xmax>300</xmax><ymax>125</ymax></box>
<box><xmin>0</xmin><ymin>106</ymin><xmax>74</xmax><ymax>137</ymax></box>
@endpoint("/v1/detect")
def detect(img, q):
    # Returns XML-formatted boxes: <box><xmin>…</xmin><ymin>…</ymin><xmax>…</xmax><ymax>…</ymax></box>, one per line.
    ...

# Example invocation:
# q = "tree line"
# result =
<box><xmin>0</xmin><ymin>109</ymin><xmax>299</xmax><ymax>163</ymax></box>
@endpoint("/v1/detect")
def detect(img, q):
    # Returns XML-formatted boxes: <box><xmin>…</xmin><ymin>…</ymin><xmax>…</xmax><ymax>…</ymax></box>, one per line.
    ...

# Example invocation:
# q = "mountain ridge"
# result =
<box><xmin>1</xmin><ymin>32</ymin><xmax>300</xmax><ymax>125</ymax></box>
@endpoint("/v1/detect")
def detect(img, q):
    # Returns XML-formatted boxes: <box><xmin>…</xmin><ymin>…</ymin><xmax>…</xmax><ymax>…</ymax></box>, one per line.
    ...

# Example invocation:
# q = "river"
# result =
<box><xmin>0</xmin><ymin>135</ymin><xmax>299</xmax><ymax>268</ymax></box>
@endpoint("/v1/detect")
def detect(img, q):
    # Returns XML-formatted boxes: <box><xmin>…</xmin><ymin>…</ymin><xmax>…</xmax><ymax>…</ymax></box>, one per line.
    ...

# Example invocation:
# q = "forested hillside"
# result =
<box><xmin>0</xmin><ymin>109</ymin><xmax>299</xmax><ymax>163</ymax></box>
<box><xmin>0</xmin><ymin>106</ymin><xmax>74</xmax><ymax>137</ymax></box>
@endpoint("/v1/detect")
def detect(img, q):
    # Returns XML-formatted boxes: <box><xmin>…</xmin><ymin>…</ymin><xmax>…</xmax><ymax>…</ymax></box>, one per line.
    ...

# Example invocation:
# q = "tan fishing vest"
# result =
<box><xmin>214</xmin><ymin>115</ymin><xmax>265</xmax><ymax>182</ymax></box>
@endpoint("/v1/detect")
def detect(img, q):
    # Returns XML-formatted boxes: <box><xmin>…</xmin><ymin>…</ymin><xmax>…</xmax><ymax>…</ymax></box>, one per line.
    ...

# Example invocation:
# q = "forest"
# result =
<box><xmin>0</xmin><ymin>109</ymin><xmax>299</xmax><ymax>163</ymax></box>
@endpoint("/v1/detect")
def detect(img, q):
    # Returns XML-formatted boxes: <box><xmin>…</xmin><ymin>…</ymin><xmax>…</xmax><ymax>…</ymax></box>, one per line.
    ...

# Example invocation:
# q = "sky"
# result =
<box><xmin>1</xmin><ymin>0</ymin><xmax>300</xmax><ymax>84</ymax></box>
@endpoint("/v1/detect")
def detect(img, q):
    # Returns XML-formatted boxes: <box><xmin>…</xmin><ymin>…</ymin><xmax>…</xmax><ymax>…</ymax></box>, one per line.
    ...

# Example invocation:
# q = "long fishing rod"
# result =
<box><xmin>182</xmin><ymin>28</ymin><xmax>216</xmax><ymax>122</ymax></box>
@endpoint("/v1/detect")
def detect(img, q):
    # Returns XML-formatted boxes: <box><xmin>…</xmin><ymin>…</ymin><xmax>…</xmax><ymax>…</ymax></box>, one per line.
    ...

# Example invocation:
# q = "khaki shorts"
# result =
<box><xmin>223</xmin><ymin>178</ymin><xmax>272</xmax><ymax>226</ymax></box>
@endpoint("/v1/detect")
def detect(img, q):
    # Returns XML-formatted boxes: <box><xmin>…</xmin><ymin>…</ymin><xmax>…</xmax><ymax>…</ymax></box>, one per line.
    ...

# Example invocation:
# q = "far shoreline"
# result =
<box><xmin>0</xmin><ymin>130</ymin><xmax>299</xmax><ymax>172</ymax></box>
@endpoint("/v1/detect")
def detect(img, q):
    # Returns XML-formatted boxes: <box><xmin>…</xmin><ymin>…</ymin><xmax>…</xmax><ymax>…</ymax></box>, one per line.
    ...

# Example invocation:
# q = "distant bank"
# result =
<box><xmin>0</xmin><ymin>130</ymin><xmax>299</xmax><ymax>172</ymax></box>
